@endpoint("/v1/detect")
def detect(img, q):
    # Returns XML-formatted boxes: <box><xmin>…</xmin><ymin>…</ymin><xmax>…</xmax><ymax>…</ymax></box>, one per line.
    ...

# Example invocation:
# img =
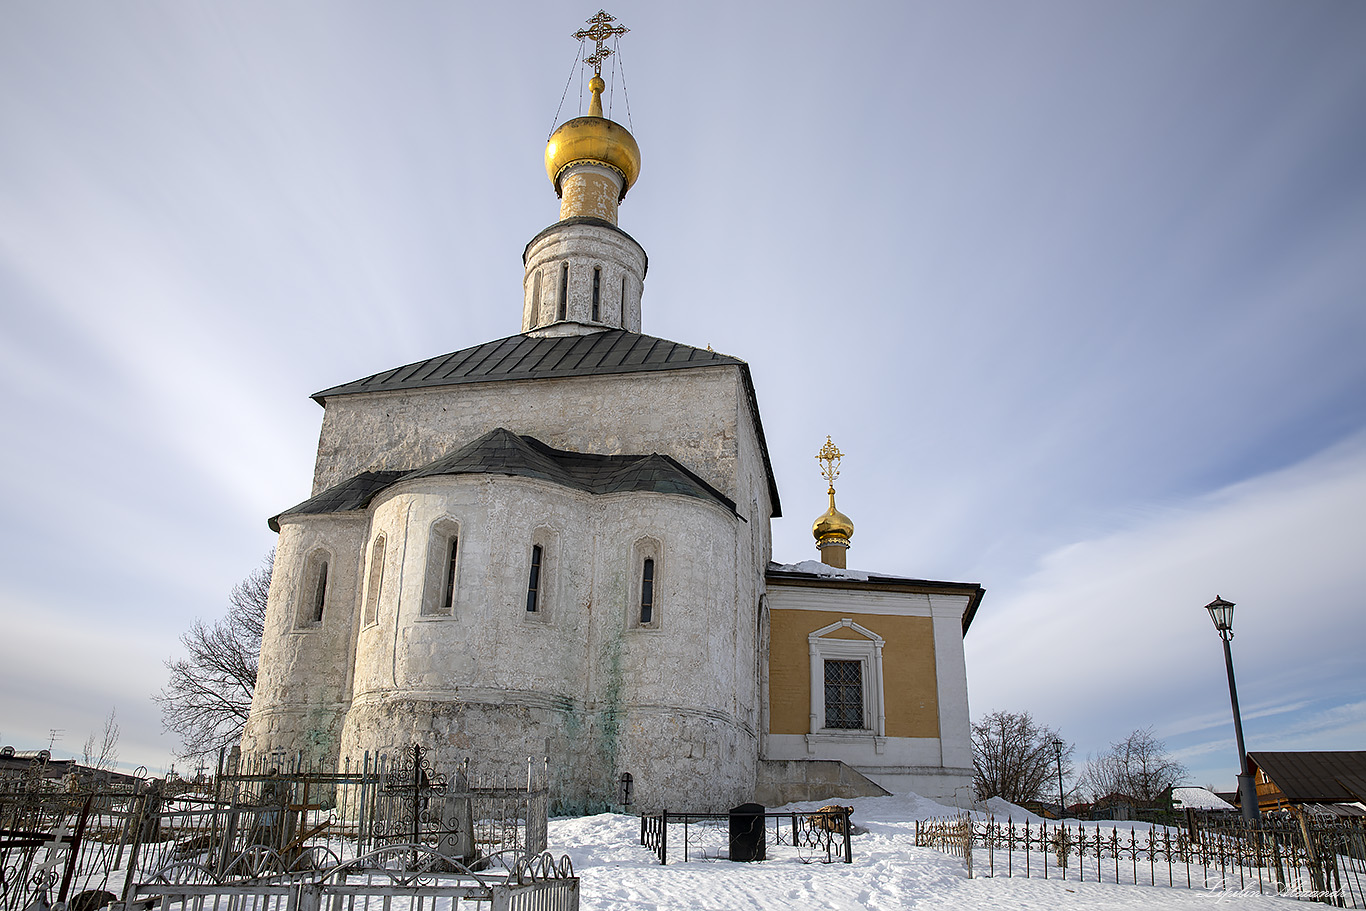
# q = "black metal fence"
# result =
<box><xmin>915</xmin><ymin>812</ymin><xmax>1366</xmax><ymax>907</ymax></box>
<box><xmin>0</xmin><ymin>747</ymin><xmax>550</xmax><ymax>911</ymax></box>
<box><xmin>639</xmin><ymin>808</ymin><xmax>853</xmax><ymax>865</ymax></box>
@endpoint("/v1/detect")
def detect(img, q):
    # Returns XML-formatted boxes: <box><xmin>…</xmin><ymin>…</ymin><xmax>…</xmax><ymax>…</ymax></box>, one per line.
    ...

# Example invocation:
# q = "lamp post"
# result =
<box><xmin>1052</xmin><ymin>736</ymin><xmax>1066</xmax><ymax>819</ymax></box>
<box><xmin>1204</xmin><ymin>596</ymin><xmax>1260</xmax><ymax>824</ymax></box>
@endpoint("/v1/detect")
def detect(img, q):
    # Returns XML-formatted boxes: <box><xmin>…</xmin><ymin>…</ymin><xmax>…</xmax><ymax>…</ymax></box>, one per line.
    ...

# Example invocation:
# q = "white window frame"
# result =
<box><xmin>807</xmin><ymin>619</ymin><xmax>886</xmax><ymax>744</ymax></box>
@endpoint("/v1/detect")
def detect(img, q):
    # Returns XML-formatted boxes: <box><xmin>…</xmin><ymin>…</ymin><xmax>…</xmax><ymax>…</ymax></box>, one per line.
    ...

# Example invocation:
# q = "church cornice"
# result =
<box><xmin>522</xmin><ymin>216</ymin><xmax>648</xmax><ymax>277</ymax></box>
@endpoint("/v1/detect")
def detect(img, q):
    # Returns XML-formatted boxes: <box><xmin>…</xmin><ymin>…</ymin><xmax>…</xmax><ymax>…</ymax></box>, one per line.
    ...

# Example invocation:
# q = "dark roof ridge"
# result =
<box><xmin>269</xmin><ymin>430</ymin><xmax>741</xmax><ymax>530</ymax></box>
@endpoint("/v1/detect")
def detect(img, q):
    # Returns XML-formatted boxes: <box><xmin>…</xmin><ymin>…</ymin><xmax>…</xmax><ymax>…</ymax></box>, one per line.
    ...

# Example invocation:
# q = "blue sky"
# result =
<box><xmin>1</xmin><ymin>1</ymin><xmax>1363</xmax><ymax>791</ymax></box>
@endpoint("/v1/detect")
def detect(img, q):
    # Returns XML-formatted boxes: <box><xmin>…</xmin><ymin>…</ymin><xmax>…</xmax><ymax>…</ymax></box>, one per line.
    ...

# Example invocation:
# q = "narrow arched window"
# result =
<box><xmin>421</xmin><ymin>520</ymin><xmax>460</xmax><ymax>617</ymax></box>
<box><xmin>297</xmin><ymin>549</ymin><xmax>332</xmax><ymax>628</ymax></box>
<box><xmin>530</xmin><ymin>270</ymin><xmax>542</xmax><ymax>328</ymax></box>
<box><xmin>620</xmin><ymin>275</ymin><xmax>627</xmax><ymax>325</ymax></box>
<box><xmin>558</xmin><ymin>263</ymin><xmax>568</xmax><ymax>321</ymax></box>
<box><xmin>311</xmin><ymin>561</ymin><xmax>329</xmax><ymax>623</ymax></box>
<box><xmin>526</xmin><ymin>544</ymin><xmax>543</xmax><ymax>612</ymax></box>
<box><xmin>591</xmin><ymin>267</ymin><xmax>601</xmax><ymax>321</ymax></box>
<box><xmin>640</xmin><ymin>558</ymin><xmax>655</xmax><ymax>624</ymax></box>
<box><xmin>364</xmin><ymin>534</ymin><xmax>386</xmax><ymax>626</ymax></box>
<box><xmin>443</xmin><ymin>538</ymin><xmax>458</xmax><ymax>611</ymax></box>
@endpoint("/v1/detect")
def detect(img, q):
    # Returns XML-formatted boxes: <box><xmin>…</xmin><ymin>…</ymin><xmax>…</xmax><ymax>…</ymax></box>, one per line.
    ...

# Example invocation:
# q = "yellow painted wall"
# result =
<box><xmin>769</xmin><ymin>609</ymin><xmax>939</xmax><ymax>738</ymax></box>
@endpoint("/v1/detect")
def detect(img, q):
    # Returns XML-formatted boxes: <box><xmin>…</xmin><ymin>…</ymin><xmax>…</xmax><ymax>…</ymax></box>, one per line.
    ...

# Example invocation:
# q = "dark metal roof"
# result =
<box><xmin>313</xmin><ymin>330</ymin><xmax>740</xmax><ymax>399</ymax></box>
<box><xmin>765</xmin><ymin>563</ymin><xmax>986</xmax><ymax>636</ymax></box>
<box><xmin>310</xmin><ymin>329</ymin><xmax>781</xmax><ymax>517</ymax></box>
<box><xmin>1247</xmin><ymin>751</ymin><xmax>1366</xmax><ymax>805</ymax></box>
<box><xmin>270</xmin><ymin>429</ymin><xmax>737</xmax><ymax>531</ymax></box>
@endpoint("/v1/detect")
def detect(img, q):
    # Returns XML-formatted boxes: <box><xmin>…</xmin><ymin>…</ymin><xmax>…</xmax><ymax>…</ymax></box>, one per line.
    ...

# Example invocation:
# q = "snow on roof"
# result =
<box><xmin>769</xmin><ymin>560</ymin><xmax>872</xmax><ymax>581</ymax></box>
<box><xmin>1171</xmin><ymin>787</ymin><xmax>1236</xmax><ymax>810</ymax></box>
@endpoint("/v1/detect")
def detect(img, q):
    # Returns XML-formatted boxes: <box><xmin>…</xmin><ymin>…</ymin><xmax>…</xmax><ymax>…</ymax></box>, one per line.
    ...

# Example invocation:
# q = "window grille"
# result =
<box><xmin>824</xmin><ymin>659</ymin><xmax>864</xmax><ymax>729</ymax></box>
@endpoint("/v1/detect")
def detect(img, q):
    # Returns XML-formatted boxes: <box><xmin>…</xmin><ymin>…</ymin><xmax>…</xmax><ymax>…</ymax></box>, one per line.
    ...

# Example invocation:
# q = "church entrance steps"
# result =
<box><xmin>754</xmin><ymin>759</ymin><xmax>891</xmax><ymax>807</ymax></box>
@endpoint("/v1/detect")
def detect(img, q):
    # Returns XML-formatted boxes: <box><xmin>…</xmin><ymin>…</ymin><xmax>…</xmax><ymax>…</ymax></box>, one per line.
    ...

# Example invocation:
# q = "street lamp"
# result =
<box><xmin>1204</xmin><ymin>596</ymin><xmax>1260</xmax><ymax>824</ymax></box>
<box><xmin>1051</xmin><ymin>736</ymin><xmax>1066</xmax><ymax>819</ymax></box>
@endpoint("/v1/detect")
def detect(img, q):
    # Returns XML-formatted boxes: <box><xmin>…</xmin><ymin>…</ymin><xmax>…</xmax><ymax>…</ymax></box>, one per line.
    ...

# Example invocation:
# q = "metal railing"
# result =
<box><xmin>639</xmin><ymin>808</ymin><xmax>853</xmax><ymax>865</ymax></box>
<box><xmin>0</xmin><ymin>747</ymin><xmax>551</xmax><ymax>911</ymax></box>
<box><xmin>128</xmin><ymin>845</ymin><xmax>578</xmax><ymax>911</ymax></box>
<box><xmin>915</xmin><ymin>813</ymin><xmax>1366</xmax><ymax>907</ymax></box>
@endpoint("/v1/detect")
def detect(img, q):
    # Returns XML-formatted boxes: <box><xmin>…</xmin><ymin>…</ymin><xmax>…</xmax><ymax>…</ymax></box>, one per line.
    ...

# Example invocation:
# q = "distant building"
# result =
<box><xmin>1248</xmin><ymin>751</ymin><xmax>1366</xmax><ymax>813</ymax></box>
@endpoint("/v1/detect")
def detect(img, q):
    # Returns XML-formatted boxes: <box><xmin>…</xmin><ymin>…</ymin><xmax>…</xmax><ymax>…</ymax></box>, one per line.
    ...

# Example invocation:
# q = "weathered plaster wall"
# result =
<box><xmin>311</xmin><ymin>367</ymin><xmax>743</xmax><ymax>502</ymax></box>
<box><xmin>522</xmin><ymin>221</ymin><xmax>644</xmax><ymax>331</ymax></box>
<box><xmin>332</xmin><ymin>472</ymin><xmax>757</xmax><ymax>811</ymax></box>
<box><xmin>241</xmin><ymin>515</ymin><xmax>366</xmax><ymax>764</ymax></box>
<box><xmin>247</xmin><ymin>359</ymin><xmax>777</xmax><ymax>810</ymax></box>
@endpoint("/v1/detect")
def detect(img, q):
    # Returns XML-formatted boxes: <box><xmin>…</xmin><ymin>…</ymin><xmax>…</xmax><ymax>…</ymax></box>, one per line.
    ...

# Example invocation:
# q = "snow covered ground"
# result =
<box><xmin>550</xmin><ymin>793</ymin><xmax>1303</xmax><ymax>910</ymax></box>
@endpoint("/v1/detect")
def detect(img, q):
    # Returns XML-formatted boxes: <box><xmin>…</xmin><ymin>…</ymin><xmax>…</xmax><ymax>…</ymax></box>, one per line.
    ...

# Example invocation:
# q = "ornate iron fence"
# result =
<box><xmin>127</xmin><ymin>844</ymin><xmax>578</xmax><ymax>911</ymax></box>
<box><xmin>1</xmin><ymin>747</ymin><xmax>550</xmax><ymax>911</ymax></box>
<box><xmin>639</xmin><ymin>808</ymin><xmax>853</xmax><ymax>865</ymax></box>
<box><xmin>915</xmin><ymin>813</ymin><xmax>1366</xmax><ymax>907</ymax></box>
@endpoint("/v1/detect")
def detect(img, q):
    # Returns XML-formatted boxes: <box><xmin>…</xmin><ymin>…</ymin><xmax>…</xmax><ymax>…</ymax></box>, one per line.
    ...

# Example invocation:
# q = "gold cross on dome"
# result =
<box><xmin>817</xmin><ymin>436</ymin><xmax>844</xmax><ymax>490</ymax></box>
<box><xmin>574</xmin><ymin>10</ymin><xmax>629</xmax><ymax>76</ymax></box>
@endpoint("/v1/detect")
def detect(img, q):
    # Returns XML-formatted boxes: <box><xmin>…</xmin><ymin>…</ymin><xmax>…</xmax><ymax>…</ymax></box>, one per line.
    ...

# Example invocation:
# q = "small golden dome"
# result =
<box><xmin>813</xmin><ymin>490</ymin><xmax>855</xmax><ymax>542</ymax></box>
<box><xmin>545</xmin><ymin>75</ymin><xmax>641</xmax><ymax>200</ymax></box>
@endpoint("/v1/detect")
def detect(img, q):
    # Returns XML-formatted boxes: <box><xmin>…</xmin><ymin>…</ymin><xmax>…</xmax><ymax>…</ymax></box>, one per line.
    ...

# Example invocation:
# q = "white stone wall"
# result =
<box><xmin>311</xmin><ymin>368</ymin><xmax>749</xmax><ymax>504</ymax></box>
<box><xmin>333</xmin><ymin>472</ymin><xmax>756</xmax><ymax>811</ymax></box>
<box><xmin>241</xmin><ymin>514</ymin><xmax>366</xmax><ymax>763</ymax></box>
<box><xmin>246</xmin><ymin>363</ymin><xmax>778</xmax><ymax>810</ymax></box>
<box><xmin>522</xmin><ymin>221</ymin><xmax>645</xmax><ymax>331</ymax></box>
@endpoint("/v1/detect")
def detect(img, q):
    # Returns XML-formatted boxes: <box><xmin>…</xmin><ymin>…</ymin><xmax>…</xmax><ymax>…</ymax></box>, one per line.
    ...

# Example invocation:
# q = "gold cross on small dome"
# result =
<box><xmin>817</xmin><ymin>436</ymin><xmax>844</xmax><ymax>491</ymax></box>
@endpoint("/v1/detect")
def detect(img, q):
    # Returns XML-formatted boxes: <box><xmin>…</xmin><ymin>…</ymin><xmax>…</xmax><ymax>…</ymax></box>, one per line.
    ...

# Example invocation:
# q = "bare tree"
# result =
<box><xmin>155</xmin><ymin>550</ymin><xmax>273</xmax><ymax>760</ymax></box>
<box><xmin>81</xmin><ymin>708</ymin><xmax>120</xmax><ymax>771</ymax></box>
<box><xmin>972</xmin><ymin>710</ymin><xmax>1074</xmax><ymax>805</ymax></box>
<box><xmin>1083</xmin><ymin>727</ymin><xmax>1186</xmax><ymax>802</ymax></box>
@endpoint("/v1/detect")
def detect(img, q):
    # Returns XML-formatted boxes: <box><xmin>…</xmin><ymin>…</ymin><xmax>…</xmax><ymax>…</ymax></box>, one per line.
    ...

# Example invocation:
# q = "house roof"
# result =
<box><xmin>310</xmin><ymin>329</ymin><xmax>780</xmax><ymax>516</ymax></box>
<box><xmin>765</xmin><ymin>561</ymin><xmax>986</xmax><ymax>636</ymax></box>
<box><xmin>271</xmin><ymin>428</ymin><xmax>737</xmax><ymax>531</ymax></box>
<box><xmin>1247</xmin><ymin>751</ymin><xmax>1366</xmax><ymax>805</ymax></box>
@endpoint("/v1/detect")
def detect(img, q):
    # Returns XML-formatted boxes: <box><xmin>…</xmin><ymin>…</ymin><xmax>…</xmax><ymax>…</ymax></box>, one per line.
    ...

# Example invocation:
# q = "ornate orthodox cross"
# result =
<box><xmin>817</xmin><ymin>436</ymin><xmax>844</xmax><ymax>491</ymax></box>
<box><xmin>574</xmin><ymin>10</ymin><xmax>629</xmax><ymax>76</ymax></box>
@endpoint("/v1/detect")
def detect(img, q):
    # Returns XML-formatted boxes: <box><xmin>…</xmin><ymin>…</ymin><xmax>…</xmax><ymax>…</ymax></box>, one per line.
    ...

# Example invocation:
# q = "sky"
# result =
<box><xmin>1</xmin><ymin>1</ymin><xmax>1363</xmax><ymax>792</ymax></box>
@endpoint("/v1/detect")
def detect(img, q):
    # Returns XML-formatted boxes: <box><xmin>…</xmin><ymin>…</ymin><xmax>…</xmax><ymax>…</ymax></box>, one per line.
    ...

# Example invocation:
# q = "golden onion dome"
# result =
<box><xmin>545</xmin><ymin>75</ymin><xmax>641</xmax><ymax>200</ymax></box>
<box><xmin>813</xmin><ymin>491</ymin><xmax>855</xmax><ymax>542</ymax></box>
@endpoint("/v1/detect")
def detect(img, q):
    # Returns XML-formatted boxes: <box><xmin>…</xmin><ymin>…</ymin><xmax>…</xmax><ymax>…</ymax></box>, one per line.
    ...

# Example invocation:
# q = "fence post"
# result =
<box><xmin>295</xmin><ymin>883</ymin><xmax>322</xmax><ymax>911</ymax></box>
<box><xmin>842</xmin><ymin>808</ymin><xmax>852</xmax><ymax>864</ymax></box>
<box><xmin>57</xmin><ymin>793</ymin><xmax>95</xmax><ymax>903</ymax></box>
<box><xmin>962</xmin><ymin>815</ymin><xmax>973</xmax><ymax>879</ymax></box>
<box><xmin>119</xmin><ymin>782</ymin><xmax>149</xmax><ymax>905</ymax></box>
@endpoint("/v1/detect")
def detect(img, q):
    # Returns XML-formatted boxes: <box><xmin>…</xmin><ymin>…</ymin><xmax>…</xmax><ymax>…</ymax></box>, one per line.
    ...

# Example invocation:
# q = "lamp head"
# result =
<box><xmin>1204</xmin><ymin>596</ymin><xmax>1236</xmax><ymax>634</ymax></box>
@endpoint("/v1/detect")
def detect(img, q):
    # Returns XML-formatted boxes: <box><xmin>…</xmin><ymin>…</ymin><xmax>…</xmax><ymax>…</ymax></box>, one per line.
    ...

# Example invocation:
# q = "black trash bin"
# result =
<box><xmin>729</xmin><ymin>802</ymin><xmax>766</xmax><ymax>861</ymax></box>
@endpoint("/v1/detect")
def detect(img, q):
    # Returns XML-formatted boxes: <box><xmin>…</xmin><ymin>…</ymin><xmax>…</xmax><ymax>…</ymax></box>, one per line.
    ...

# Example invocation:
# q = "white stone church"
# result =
<box><xmin>242</xmin><ymin>23</ymin><xmax>984</xmax><ymax>812</ymax></box>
